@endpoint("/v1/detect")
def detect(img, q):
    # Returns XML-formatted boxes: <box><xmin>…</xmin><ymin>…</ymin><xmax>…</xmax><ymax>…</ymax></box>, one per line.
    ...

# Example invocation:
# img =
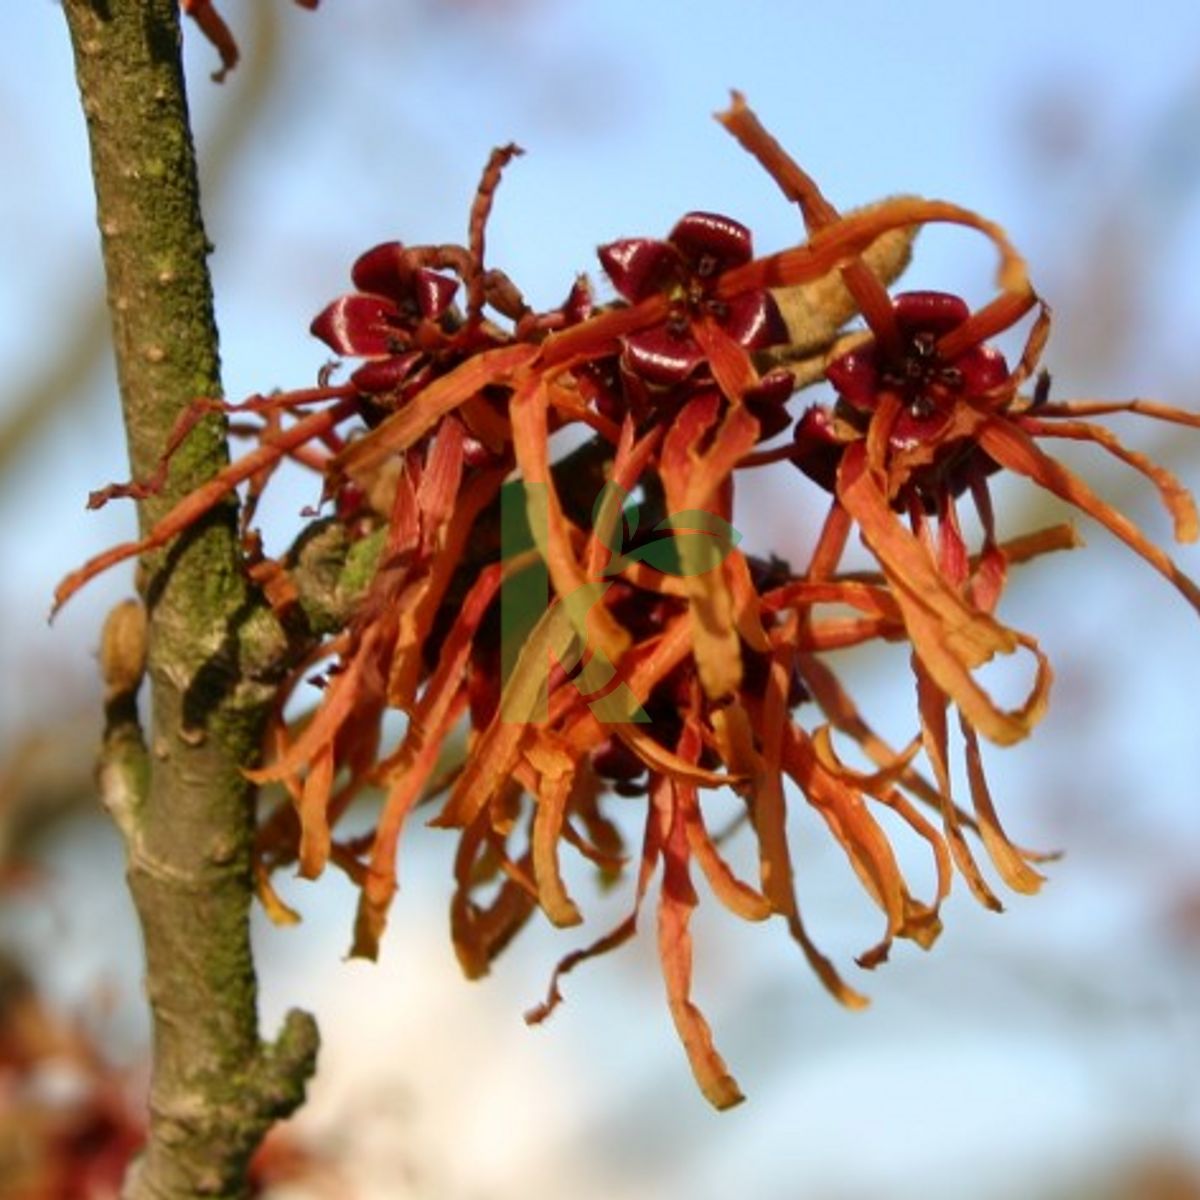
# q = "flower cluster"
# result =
<box><xmin>57</xmin><ymin>94</ymin><xmax>1200</xmax><ymax>1108</ymax></box>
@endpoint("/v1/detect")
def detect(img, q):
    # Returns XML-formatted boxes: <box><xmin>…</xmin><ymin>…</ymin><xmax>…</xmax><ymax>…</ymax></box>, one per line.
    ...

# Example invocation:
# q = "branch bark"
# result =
<box><xmin>61</xmin><ymin>2</ymin><xmax>317</xmax><ymax>1195</ymax></box>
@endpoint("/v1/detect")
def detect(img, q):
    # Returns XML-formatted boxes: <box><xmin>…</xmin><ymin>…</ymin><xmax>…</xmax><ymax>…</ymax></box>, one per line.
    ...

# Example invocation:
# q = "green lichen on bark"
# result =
<box><xmin>60</xmin><ymin>1</ymin><xmax>317</xmax><ymax>1196</ymax></box>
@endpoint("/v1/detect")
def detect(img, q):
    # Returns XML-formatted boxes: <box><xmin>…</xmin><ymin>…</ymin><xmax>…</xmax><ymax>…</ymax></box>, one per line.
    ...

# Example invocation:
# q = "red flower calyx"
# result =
<box><xmin>598</xmin><ymin>211</ymin><xmax>787</xmax><ymax>387</ymax></box>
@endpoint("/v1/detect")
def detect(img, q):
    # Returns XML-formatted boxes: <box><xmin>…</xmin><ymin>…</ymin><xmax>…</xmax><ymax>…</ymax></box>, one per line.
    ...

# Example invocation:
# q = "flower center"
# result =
<box><xmin>878</xmin><ymin>330</ymin><xmax>963</xmax><ymax>424</ymax></box>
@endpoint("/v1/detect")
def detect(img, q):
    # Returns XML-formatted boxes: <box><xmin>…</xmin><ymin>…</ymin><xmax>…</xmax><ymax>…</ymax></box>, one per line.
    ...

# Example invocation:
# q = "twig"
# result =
<box><xmin>59</xmin><ymin>1</ymin><xmax>317</xmax><ymax>1194</ymax></box>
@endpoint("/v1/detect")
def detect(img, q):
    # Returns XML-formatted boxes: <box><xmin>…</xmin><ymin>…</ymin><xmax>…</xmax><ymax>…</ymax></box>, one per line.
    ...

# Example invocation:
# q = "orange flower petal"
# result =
<box><xmin>254</xmin><ymin>862</ymin><xmax>301</xmax><ymax>926</ymax></box>
<box><xmin>914</xmin><ymin>663</ymin><xmax>1003</xmax><ymax>912</ymax></box>
<box><xmin>510</xmin><ymin>376</ymin><xmax>630</xmax><ymax>663</ymax></box>
<box><xmin>540</xmin><ymin>295</ymin><xmax>672</xmax><ymax>367</ymax></box>
<box><xmin>526</xmin><ymin>736</ymin><xmax>584</xmax><ymax>928</ymax></box>
<box><xmin>297</xmin><ymin>744</ymin><xmax>335</xmax><ymax>880</ymax></box>
<box><xmin>785</xmin><ymin>725</ymin><xmax>926</xmax><ymax>959</ymax></box>
<box><xmin>690</xmin><ymin>314</ymin><xmax>760</xmax><ymax>404</ymax></box>
<box><xmin>1032</xmin><ymin>398</ymin><xmax>1200</xmax><ymax>427</ymax></box>
<box><xmin>1019</xmin><ymin>415</ymin><xmax>1199</xmax><ymax>543</ymax></box>
<box><xmin>978</xmin><ymin>417</ymin><xmax>1200</xmax><ymax>613</ymax></box>
<box><xmin>53</xmin><ymin>400</ymin><xmax>355</xmax><ymax>617</ymax></box>
<box><xmin>674</xmin><ymin>720</ymin><xmax>769</xmax><ymax>922</ymax></box>
<box><xmin>656</xmin><ymin>780</ymin><xmax>745</xmax><ymax>1110</ymax></box>
<box><xmin>452</xmin><ymin>824</ymin><xmax>538</xmax><ymax>981</ymax></box>
<box><xmin>659</xmin><ymin>394</ymin><xmax>759</xmax><ymax>700</ymax></box>
<box><xmin>351</xmin><ymin>690</ymin><xmax>469</xmax><ymax>959</ymax></box>
<box><xmin>718</xmin><ymin>195</ymin><xmax>1031</xmax><ymax>305</ymax></box>
<box><xmin>247</xmin><ymin>624</ymin><xmax>381</xmax><ymax>785</ymax></box>
<box><xmin>838</xmin><ymin>442</ymin><xmax>1050</xmax><ymax>746</ymax></box>
<box><xmin>750</xmin><ymin>642</ymin><xmax>869</xmax><ymax>1007</ymax></box>
<box><xmin>525</xmin><ymin>800</ymin><xmax>663</xmax><ymax>1024</ymax></box>
<box><xmin>335</xmin><ymin>343</ymin><xmax>538</xmax><ymax>481</ymax></box>
<box><xmin>959</xmin><ymin>715</ymin><xmax>1044</xmax><ymax>895</ymax></box>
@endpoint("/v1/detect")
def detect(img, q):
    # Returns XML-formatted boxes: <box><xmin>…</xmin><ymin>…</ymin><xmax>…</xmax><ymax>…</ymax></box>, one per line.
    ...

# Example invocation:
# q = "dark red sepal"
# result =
<box><xmin>893</xmin><ymin>291</ymin><xmax>971</xmax><ymax>335</ymax></box>
<box><xmin>745</xmin><ymin>368</ymin><xmax>796</xmax><ymax>440</ymax></box>
<box><xmin>592</xmin><ymin>736</ymin><xmax>647</xmax><ymax>783</ymax></box>
<box><xmin>956</xmin><ymin>345</ymin><xmax>1010</xmax><ymax>394</ymax></box>
<box><xmin>349</xmin><ymin>350</ymin><xmax>425</xmax><ymax>395</ymax></box>
<box><xmin>414</xmin><ymin>268</ymin><xmax>459</xmax><ymax>320</ymax></box>
<box><xmin>889</xmin><ymin>406</ymin><xmax>956</xmax><ymax>452</ymax></box>
<box><xmin>791</xmin><ymin>404</ymin><xmax>844</xmax><ymax>493</ymax></box>
<box><xmin>825</xmin><ymin>346</ymin><xmax>879</xmax><ymax>411</ymax></box>
<box><xmin>350</xmin><ymin>242</ymin><xmax>411</xmax><ymax>301</ymax></box>
<box><xmin>621</xmin><ymin>325</ymin><xmax>706</xmax><ymax>386</ymax></box>
<box><xmin>311</xmin><ymin>294</ymin><xmax>403</xmax><ymax>356</ymax></box>
<box><xmin>724</xmin><ymin>290</ymin><xmax>788</xmax><ymax>350</ymax></box>
<box><xmin>462</xmin><ymin>435</ymin><xmax>501</xmax><ymax>468</ymax></box>
<box><xmin>598</xmin><ymin>237</ymin><xmax>676</xmax><ymax>303</ymax></box>
<box><xmin>561</xmin><ymin>275</ymin><xmax>593</xmax><ymax>324</ymax></box>
<box><xmin>668</xmin><ymin>211</ymin><xmax>754</xmax><ymax>273</ymax></box>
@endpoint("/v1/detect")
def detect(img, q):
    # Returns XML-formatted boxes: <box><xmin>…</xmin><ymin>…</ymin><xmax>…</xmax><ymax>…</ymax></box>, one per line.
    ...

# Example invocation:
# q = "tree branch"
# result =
<box><xmin>60</xmin><ymin>2</ymin><xmax>317</xmax><ymax>1195</ymax></box>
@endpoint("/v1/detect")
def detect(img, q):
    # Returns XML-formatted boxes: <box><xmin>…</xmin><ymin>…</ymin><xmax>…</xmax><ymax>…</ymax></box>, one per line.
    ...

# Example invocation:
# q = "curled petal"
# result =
<box><xmin>351</xmin><ymin>728</ymin><xmax>442</xmax><ymax>928</ymax></box>
<box><xmin>914</xmin><ymin>663</ymin><xmax>1004</xmax><ymax>911</ymax></box>
<box><xmin>939</xmin><ymin>289</ymin><xmax>1037</xmax><ymax>361</ymax></box>
<box><xmin>689</xmin><ymin>316</ymin><xmax>759</xmax><ymax>404</ymax></box>
<box><xmin>526</xmin><ymin>797</ymin><xmax>664</xmax><ymax>1025</ymax></box>
<box><xmin>837</xmin><ymin>441</ymin><xmax>1051</xmax><ymax>745</ymax></box>
<box><xmin>717</xmin><ymin>196</ymin><xmax>1032</xmax><ymax>308</ymax></box>
<box><xmin>978</xmin><ymin>417</ymin><xmax>1200</xmax><ymax>612</ymax></box>
<box><xmin>54</xmin><ymin>400</ymin><xmax>357</xmax><ymax>616</ymax></box>
<box><xmin>254</xmin><ymin>863</ymin><xmax>301</xmax><ymax>926</ymax></box>
<box><xmin>297</xmin><ymin>746</ymin><xmax>334</xmax><ymax>880</ymax></box>
<box><xmin>527</xmin><ymin>737</ymin><xmax>584</xmax><ymax>928</ymax></box>
<box><xmin>764</xmin><ymin>217</ymin><xmax>917</xmax><ymax>361</ymax></box>
<box><xmin>616</xmin><ymin>725</ymin><xmax>740</xmax><ymax>788</ymax></box>
<box><xmin>247</xmin><ymin>625</ymin><xmax>381</xmax><ymax>786</ymax></box>
<box><xmin>660</xmin><ymin>395</ymin><xmax>759</xmax><ymax>699</ymax></box>
<box><xmin>1018</xmin><ymin>415</ymin><xmax>1199</xmax><ymax>543</ymax></box>
<box><xmin>681</xmin><ymin>789</ymin><xmax>770</xmax><ymax>922</ymax></box>
<box><xmin>311</xmin><ymin>294</ymin><xmax>403</xmax><ymax>357</ymax></box>
<box><xmin>786</xmin><ymin>726</ymin><xmax>929</xmax><ymax>961</ymax></box>
<box><xmin>450</xmin><ymin>824</ymin><xmax>538</xmax><ymax>980</ymax></box>
<box><xmin>960</xmin><ymin>716</ymin><xmax>1045</xmax><ymax>895</ymax></box>
<box><xmin>658</xmin><ymin>785</ymin><xmax>745</xmax><ymax>1110</ymax></box>
<box><xmin>1032</xmin><ymin>397</ymin><xmax>1200</xmax><ymax>427</ymax></box>
<box><xmin>751</xmin><ymin>651</ymin><xmax>869</xmax><ymax>1008</ymax></box>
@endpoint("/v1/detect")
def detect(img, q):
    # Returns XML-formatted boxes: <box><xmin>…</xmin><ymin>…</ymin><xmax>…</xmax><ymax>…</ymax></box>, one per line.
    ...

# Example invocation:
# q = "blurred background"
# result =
<box><xmin>3</xmin><ymin>0</ymin><xmax>1200</xmax><ymax>1196</ymax></box>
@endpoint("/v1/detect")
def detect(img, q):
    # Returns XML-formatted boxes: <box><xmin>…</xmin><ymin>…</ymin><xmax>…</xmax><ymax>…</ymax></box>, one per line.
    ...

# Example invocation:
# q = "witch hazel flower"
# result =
<box><xmin>598</xmin><ymin>211</ymin><xmax>788</xmax><ymax>387</ymax></box>
<box><xmin>723</xmin><ymin>89</ymin><xmax>1200</xmax><ymax>905</ymax></box>
<box><xmin>54</xmin><ymin>93</ymin><xmax>1200</xmax><ymax>1111</ymax></box>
